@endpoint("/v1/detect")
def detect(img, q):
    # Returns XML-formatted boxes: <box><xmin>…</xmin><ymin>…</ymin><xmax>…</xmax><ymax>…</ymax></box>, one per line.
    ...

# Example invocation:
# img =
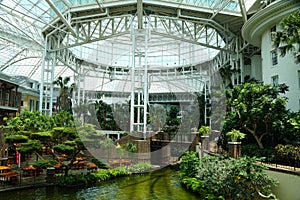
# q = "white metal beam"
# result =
<box><xmin>44</xmin><ymin>0</ymin><xmax>77</xmax><ymax>37</ymax></box>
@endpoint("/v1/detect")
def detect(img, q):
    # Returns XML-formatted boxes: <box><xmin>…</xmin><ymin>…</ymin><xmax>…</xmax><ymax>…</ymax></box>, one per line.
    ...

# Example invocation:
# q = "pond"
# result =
<box><xmin>266</xmin><ymin>170</ymin><xmax>300</xmax><ymax>200</ymax></box>
<box><xmin>1</xmin><ymin>167</ymin><xmax>199</xmax><ymax>200</ymax></box>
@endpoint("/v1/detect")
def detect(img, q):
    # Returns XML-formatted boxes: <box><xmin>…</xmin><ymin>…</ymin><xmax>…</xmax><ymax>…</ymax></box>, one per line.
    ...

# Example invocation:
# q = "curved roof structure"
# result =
<box><xmin>0</xmin><ymin>0</ymin><xmax>270</xmax><ymax>132</ymax></box>
<box><xmin>0</xmin><ymin>0</ymin><xmax>259</xmax><ymax>83</ymax></box>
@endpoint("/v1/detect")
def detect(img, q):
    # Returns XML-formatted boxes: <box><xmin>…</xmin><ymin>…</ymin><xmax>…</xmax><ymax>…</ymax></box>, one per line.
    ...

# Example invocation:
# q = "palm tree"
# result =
<box><xmin>53</xmin><ymin>76</ymin><xmax>75</xmax><ymax>112</ymax></box>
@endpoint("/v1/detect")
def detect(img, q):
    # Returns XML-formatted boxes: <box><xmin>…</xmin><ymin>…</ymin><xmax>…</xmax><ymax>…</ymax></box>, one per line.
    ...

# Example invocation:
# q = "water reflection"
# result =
<box><xmin>1</xmin><ymin>168</ymin><xmax>198</xmax><ymax>200</ymax></box>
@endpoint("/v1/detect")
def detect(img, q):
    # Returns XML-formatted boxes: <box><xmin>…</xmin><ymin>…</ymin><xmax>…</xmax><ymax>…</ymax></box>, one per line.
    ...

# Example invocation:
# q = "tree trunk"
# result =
<box><xmin>252</xmin><ymin>133</ymin><xmax>264</xmax><ymax>149</ymax></box>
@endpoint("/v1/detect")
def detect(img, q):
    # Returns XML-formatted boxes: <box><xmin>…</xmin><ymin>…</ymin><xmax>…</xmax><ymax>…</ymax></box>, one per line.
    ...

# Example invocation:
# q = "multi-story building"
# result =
<box><xmin>0</xmin><ymin>72</ymin><xmax>21</xmax><ymax>124</ymax></box>
<box><xmin>10</xmin><ymin>76</ymin><xmax>40</xmax><ymax>112</ymax></box>
<box><xmin>242</xmin><ymin>0</ymin><xmax>300</xmax><ymax>112</ymax></box>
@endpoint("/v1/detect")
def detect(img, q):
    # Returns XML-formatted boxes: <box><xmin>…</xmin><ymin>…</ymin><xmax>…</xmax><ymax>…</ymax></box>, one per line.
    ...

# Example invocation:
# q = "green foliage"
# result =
<box><xmin>53</xmin><ymin>110</ymin><xmax>75</xmax><ymax>127</ymax></box>
<box><xmin>55</xmin><ymin>162</ymin><xmax>151</xmax><ymax>187</ymax></box>
<box><xmin>179</xmin><ymin>151</ymin><xmax>199</xmax><ymax>178</ymax></box>
<box><xmin>64</xmin><ymin>140</ymin><xmax>77</xmax><ymax>146</ymax></box>
<box><xmin>5</xmin><ymin>134</ymin><xmax>28</xmax><ymax>144</ymax></box>
<box><xmin>52</xmin><ymin>127</ymin><xmax>77</xmax><ymax>143</ymax></box>
<box><xmin>272</xmin><ymin>10</ymin><xmax>300</xmax><ymax>63</ymax></box>
<box><xmin>95</xmin><ymin>100</ymin><xmax>119</xmax><ymax>130</ymax></box>
<box><xmin>274</xmin><ymin>144</ymin><xmax>300</xmax><ymax>167</ymax></box>
<box><xmin>30</xmin><ymin>131</ymin><xmax>52</xmax><ymax>142</ymax></box>
<box><xmin>53</xmin><ymin>76</ymin><xmax>75</xmax><ymax>112</ymax></box>
<box><xmin>226</xmin><ymin>129</ymin><xmax>246</xmax><ymax>142</ymax></box>
<box><xmin>288</xmin><ymin>111</ymin><xmax>300</xmax><ymax>141</ymax></box>
<box><xmin>53</xmin><ymin>144</ymin><xmax>75</xmax><ymax>155</ymax></box>
<box><xmin>56</xmin><ymin>173</ymin><xmax>96</xmax><ymax>186</ymax></box>
<box><xmin>166</xmin><ymin>105</ymin><xmax>180</xmax><ymax>127</ymax></box>
<box><xmin>91</xmin><ymin>158</ymin><xmax>109</xmax><ymax>169</ymax></box>
<box><xmin>198</xmin><ymin>125</ymin><xmax>211</xmax><ymax>136</ymax></box>
<box><xmin>17</xmin><ymin>140</ymin><xmax>42</xmax><ymax>154</ymax></box>
<box><xmin>5</xmin><ymin>110</ymin><xmax>55</xmax><ymax>133</ymax></box>
<box><xmin>226</xmin><ymin>82</ymin><xmax>289</xmax><ymax>149</ymax></box>
<box><xmin>149</xmin><ymin>104</ymin><xmax>167</xmax><ymax>131</ymax></box>
<box><xmin>126</xmin><ymin>162</ymin><xmax>152</xmax><ymax>173</ymax></box>
<box><xmin>180</xmin><ymin>153</ymin><xmax>278</xmax><ymax>200</ymax></box>
<box><xmin>125</xmin><ymin>141</ymin><xmax>137</xmax><ymax>153</ymax></box>
<box><xmin>33</xmin><ymin>160</ymin><xmax>55</xmax><ymax>169</ymax></box>
<box><xmin>242</xmin><ymin>144</ymin><xmax>275</xmax><ymax>162</ymax></box>
<box><xmin>76</xmin><ymin>124</ymin><xmax>105</xmax><ymax>144</ymax></box>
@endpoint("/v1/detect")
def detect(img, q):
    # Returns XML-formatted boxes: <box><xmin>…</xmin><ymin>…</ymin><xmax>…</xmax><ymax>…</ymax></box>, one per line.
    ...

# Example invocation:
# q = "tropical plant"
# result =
<box><xmin>53</xmin><ymin>76</ymin><xmax>75</xmax><ymax>112</ymax></box>
<box><xmin>274</xmin><ymin>144</ymin><xmax>300</xmax><ymax>167</ymax></box>
<box><xmin>226</xmin><ymin>129</ymin><xmax>246</xmax><ymax>142</ymax></box>
<box><xmin>226</xmin><ymin>82</ymin><xmax>289</xmax><ymax>149</ymax></box>
<box><xmin>32</xmin><ymin>159</ymin><xmax>55</xmax><ymax>169</ymax></box>
<box><xmin>179</xmin><ymin>151</ymin><xmax>199</xmax><ymax>178</ymax></box>
<box><xmin>198</xmin><ymin>125</ymin><xmax>211</xmax><ymax>136</ymax></box>
<box><xmin>95</xmin><ymin>100</ymin><xmax>118</xmax><ymax>130</ymax></box>
<box><xmin>166</xmin><ymin>105</ymin><xmax>180</xmax><ymax>127</ymax></box>
<box><xmin>4</xmin><ymin>110</ymin><xmax>55</xmax><ymax>133</ymax></box>
<box><xmin>180</xmin><ymin>152</ymin><xmax>278</xmax><ymax>200</ymax></box>
<box><xmin>126</xmin><ymin>141</ymin><xmax>137</xmax><ymax>153</ymax></box>
<box><xmin>272</xmin><ymin>10</ymin><xmax>300</xmax><ymax>63</ymax></box>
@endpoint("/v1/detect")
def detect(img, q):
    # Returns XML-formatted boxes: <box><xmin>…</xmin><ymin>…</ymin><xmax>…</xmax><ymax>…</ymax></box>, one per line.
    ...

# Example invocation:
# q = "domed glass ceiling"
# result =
<box><xmin>0</xmin><ymin>0</ymin><xmax>258</xmax><ymax>84</ymax></box>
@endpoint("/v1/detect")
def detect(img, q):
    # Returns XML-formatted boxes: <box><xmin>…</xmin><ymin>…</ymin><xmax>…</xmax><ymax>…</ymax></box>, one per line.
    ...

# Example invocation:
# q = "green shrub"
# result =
<box><xmin>91</xmin><ymin>158</ymin><xmax>109</xmax><ymax>169</ymax></box>
<box><xmin>56</xmin><ymin>162</ymin><xmax>152</xmax><ymax>187</ymax></box>
<box><xmin>126</xmin><ymin>162</ymin><xmax>152</xmax><ymax>173</ymax></box>
<box><xmin>274</xmin><ymin>144</ymin><xmax>300</xmax><ymax>167</ymax></box>
<box><xmin>179</xmin><ymin>151</ymin><xmax>199</xmax><ymax>178</ymax></box>
<box><xmin>17</xmin><ymin>140</ymin><xmax>42</xmax><ymax>154</ymax></box>
<box><xmin>5</xmin><ymin>134</ymin><xmax>28</xmax><ymax>144</ymax></box>
<box><xmin>56</xmin><ymin>173</ymin><xmax>96</xmax><ymax>186</ymax></box>
<box><xmin>242</xmin><ymin>144</ymin><xmax>275</xmax><ymax>162</ymax></box>
<box><xmin>180</xmin><ymin>153</ymin><xmax>278</xmax><ymax>200</ymax></box>
<box><xmin>33</xmin><ymin>160</ymin><xmax>55</xmax><ymax>169</ymax></box>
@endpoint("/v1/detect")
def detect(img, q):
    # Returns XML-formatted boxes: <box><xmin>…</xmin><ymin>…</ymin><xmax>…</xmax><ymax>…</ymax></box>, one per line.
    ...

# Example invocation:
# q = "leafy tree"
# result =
<box><xmin>226</xmin><ymin>82</ymin><xmax>289</xmax><ymax>149</ymax></box>
<box><xmin>53</xmin><ymin>110</ymin><xmax>74</xmax><ymax>127</ymax></box>
<box><xmin>166</xmin><ymin>105</ymin><xmax>180</xmax><ymax>127</ymax></box>
<box><xmin>272</xmin><ymin>10</ymin><xmax>300</xmax><ymax>63</ymax></box>
<box><xmin>17</xmin><ymin>140</ymin><xmax>42</xmax><ymax>155</ymax></box>
<box><xmin>5</xmin><ymin>110</ymin><xmax>55</xmax><ymax>133</ymax></box>
<box><xmin>5</xmin><ymin>135</ymin><xmax>28</xmax><ymax>144</ymax></box>
<box><xmin>95</xmin><ymin>100</ymin><xmax>118</xmax><ymax>130</ymax></box>
<box><xmin>288</xmin><ymin>111</ymin><xmax>300</xmax><ymax>143</ymax></box>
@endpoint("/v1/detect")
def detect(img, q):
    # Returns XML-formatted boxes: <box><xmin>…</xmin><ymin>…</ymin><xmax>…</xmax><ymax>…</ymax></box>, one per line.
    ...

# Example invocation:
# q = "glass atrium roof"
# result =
<box><xmin>0</xmin><ymin>0</ymin><xmax>258</xmax><ymax>86</ymax></box>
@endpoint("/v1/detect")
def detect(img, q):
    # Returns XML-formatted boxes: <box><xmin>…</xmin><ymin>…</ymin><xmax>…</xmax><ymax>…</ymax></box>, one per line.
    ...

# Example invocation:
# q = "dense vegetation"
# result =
<box><xmin>180</xmin><ymin>152</ymin><xmax>278</xmax><ymax>200</ymax></box>
<box><xmin>56</xmin><ymin>162</ymin><xmax>152</xmax><ymax>186</ymax></box>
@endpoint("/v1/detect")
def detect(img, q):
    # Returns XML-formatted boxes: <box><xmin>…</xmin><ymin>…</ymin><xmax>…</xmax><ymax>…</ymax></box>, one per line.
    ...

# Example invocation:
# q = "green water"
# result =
<box><xmin>267</xmin><ymin>170</ymin><xmax>300</xmax><ymax>200</ymax></box>
<box><xmin>0</xmin><ymin>168</ymin><xmax>199</xmax><ymax>200</ymax></box>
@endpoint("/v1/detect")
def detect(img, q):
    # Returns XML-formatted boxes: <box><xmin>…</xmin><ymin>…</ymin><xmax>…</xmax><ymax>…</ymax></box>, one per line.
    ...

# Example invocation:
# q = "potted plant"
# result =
<box><xmin>226</xmin><ymin>129</ymin><xmax>246</xmax><ymax>142</ymax></box>
<box><xmin>226</xmin><ymin>129</ymin><xmax>246</xmax><ymax>158</ymax></box>
<box><xmin>198</xmin><ymin>126</ymin><xmax>211</xmax><ymax>156</ymax></box>
<box><xmin>198</xmin><ymin>125</ymin><xmax>211</xmax><ymax>136</ymax></box>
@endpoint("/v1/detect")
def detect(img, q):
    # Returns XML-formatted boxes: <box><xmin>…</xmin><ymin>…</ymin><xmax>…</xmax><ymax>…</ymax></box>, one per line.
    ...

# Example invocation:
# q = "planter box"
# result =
<box><xmin>228</xmin><ymin>142</ymin><xmax>242</xmax><ymax>158</ymax></box>
<box><xmin>200</xmin><ymin>135</ymin><xmax>209</xmax><ymax>157</ymax></box>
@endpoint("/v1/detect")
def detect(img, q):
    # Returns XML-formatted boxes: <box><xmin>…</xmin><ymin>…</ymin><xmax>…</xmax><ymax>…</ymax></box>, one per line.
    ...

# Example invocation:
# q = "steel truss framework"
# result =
<box><xmin>0</xmin><ymin>0</ymin><xmax>262</xmax><ymax>133</ymax></box>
